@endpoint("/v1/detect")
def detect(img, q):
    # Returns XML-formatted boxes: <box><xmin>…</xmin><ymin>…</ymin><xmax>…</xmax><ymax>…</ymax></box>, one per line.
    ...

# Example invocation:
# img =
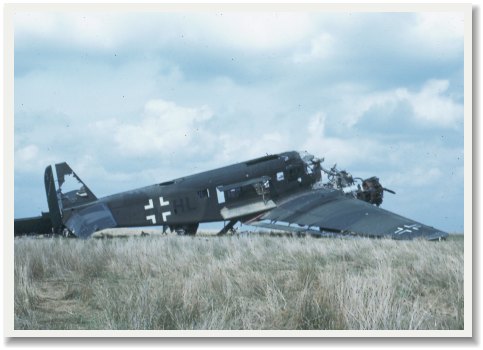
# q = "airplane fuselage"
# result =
<box><xmin>61</xmin><ymin>151</ymin><xmax>319</xmax><ymax>235</ymax></box>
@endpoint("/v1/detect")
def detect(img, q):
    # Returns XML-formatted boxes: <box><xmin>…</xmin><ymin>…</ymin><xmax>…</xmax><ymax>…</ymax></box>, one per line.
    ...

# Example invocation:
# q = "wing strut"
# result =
<box><xmin>217</xmin><ymin>219</ymin><xmax>238</xmax><ymax>236</ymax></box>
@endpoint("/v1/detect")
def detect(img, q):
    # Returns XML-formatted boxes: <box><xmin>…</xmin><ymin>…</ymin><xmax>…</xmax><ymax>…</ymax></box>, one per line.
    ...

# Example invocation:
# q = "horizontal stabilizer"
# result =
<box><xmin>14</xmin><ymin>212</ymin><xmax>53</xmax><ymax>236</ymax></box>
<box><xmin>64</xmin><ymin>203</ymin><xmax>117</xmax><ymax>238</ymax></box>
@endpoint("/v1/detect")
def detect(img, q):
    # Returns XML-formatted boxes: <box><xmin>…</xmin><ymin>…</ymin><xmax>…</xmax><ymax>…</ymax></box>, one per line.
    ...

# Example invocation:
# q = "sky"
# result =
<box><xmin>13</xmin><ymin>9</ymin><xmax>466</xmax><ymax>233</ymax></box>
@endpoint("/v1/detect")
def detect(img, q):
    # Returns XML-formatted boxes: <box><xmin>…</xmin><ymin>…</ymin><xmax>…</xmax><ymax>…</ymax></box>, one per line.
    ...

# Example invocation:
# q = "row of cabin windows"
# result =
<box><xmin>197</xmin><ymin>165</ymin><xmax>305</xmax><ymax>202</ymax></box>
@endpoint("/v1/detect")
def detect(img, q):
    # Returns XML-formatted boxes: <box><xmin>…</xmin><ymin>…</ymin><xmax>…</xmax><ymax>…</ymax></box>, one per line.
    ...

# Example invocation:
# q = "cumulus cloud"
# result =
<box><xmin>407</xmin><ymin>12</ymin><xmax>464</xmax><ymax>60</ymax></box>
<box><xmin>88</xmin><ymin>96</ymin><xmax>294</xmax><ymax>165</ymax></box>
<box><xmin>14</xmin><ymin>144</ymin><xmax>57</xmax><ymax>173</ymax></box>
<box><xmin>15</xmin><ymin>145</ymin><xmax>39</xmax><ymax>169</ymax></box>
<box><xmin>217</xmin><ymin>131</ymin><xmax>290</xmax><ymax>164</ymax></box>
<box><xmin>303</xmin><ymin>112</ymin><xmax>380</xmax><ymax>166</ymax></box>
<box><xmin>342</xmin><ymin>79</ymin><xmax>463</xmax><ymax>129</ymax></box>
<box><xmin>111</xmin><ymin>99</ymin><xmax>213</xmax><ymax>156</ymax></box>
<box><xmin>407</xmin><ymin>79</ymin><xmax>463</xmax><ymax>127</ymax></box>
<box><xmin>384</xmin><ymin>166</ymin><xmax>444</xmax><ymax>188</ymax></box>
<box><xmin>292</xmin><ymin>33</ymin><xmax>334</xmax><ymax>63</ymax></box>
<box><xmin>15</xmin><ymin>13</ymin><xmax>125</xmax><ymax>51</ymax></box>
<box><xmin>99</xmin><ymin>96</ymin><xmax>294</xmax><ymax>165</ymax></box>
<box><xmin>14</xmin><ymin>12</ymin><xmax>315</xmax><ymax>54</ymax></box>
<box><xmin>192</xmin><ymin>12</ymin><xmax>314</xmax><ymax>52</ymax></box>
<box><xmin>15</xmin><ymin>144</ymin><xmax>38</xmax><ymax>162</ymax></box>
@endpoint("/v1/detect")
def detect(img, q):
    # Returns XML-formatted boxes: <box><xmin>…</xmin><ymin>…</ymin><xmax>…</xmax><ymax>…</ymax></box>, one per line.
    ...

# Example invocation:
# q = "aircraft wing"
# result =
<box><xmin>247</xmin><ymin>188</ymin><xmax>448</xmax><ymax>240</ymax></box>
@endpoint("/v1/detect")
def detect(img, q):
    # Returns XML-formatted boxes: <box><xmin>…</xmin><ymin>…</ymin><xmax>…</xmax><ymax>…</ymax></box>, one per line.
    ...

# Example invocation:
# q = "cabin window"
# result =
<box><xmin>197</xmin><ymin>189</ymin><xmax>210</xmax><ymax>199</ymax></box>
<box><xmin>216</xmin><ymin>187</ymin><xmax>225</xmax><ymax>204</ymax></box>
<box><xmin>226</xmin><ymin>187</ymin><xmax>241</xmax><ymax>200</ymax></box>
<box><xmin>276</xmin><ymin>172</ymin><xmax>284</xmax><ymax>181</ymax></box>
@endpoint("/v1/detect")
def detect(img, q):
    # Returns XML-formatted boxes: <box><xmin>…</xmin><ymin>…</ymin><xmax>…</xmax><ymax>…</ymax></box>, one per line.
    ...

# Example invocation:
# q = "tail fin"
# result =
<box><xmin>44</xmin><ymin>163</ymin><xmax>98</xmax><ymax>233</ymax></box>
<box><xmin>44</xmin><ymin>165</ymin><xmax>62</xmax><ymax>233</ymax></box>
<box><xmin>53</xmin><ymin>163</ymin><xmax>97</xmax><ymax>210</ymax></box>
<box><xmin>45</xmin><ymin>163</ymin><xmax>117</xmax><ymax>238</ymax></box>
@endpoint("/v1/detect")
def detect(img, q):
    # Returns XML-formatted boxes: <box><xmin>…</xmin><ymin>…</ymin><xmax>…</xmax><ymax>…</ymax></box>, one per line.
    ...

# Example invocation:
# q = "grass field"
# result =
<box><xmin>14</xmin><ymin>233</ymin><xmax>464</xmax><ymax>330</ymax></box>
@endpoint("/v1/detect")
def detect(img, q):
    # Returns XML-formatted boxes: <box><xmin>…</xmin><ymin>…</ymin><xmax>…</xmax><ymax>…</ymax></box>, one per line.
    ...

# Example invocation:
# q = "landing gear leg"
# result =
<box><xmin>62</xmin><ymin>227</ymin><xmax>73</xmax><ymax>238</ymax></box>
<box><xmin>217</xmin><ymin>220</ymin><xmax>238</xmax><ymax>236</ymax></box>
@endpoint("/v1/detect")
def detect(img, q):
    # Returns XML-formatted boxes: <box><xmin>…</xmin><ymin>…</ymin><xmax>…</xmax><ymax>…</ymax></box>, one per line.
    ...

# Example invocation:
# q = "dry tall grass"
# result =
<box><xmin>14</xmin><ymin>234</ymin><xmax>464</xmax><ymax>330</ymax></box>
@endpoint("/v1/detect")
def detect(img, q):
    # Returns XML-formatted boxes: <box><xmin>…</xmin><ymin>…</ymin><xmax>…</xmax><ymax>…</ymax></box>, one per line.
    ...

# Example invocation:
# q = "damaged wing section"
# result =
<box><xmin>247</xmin><ymin>188</ymin><xmax>448</xmax><ymax>241</ymax></box>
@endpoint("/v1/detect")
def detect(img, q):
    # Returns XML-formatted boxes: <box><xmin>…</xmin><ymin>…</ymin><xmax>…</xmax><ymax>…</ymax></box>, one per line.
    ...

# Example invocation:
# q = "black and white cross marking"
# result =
<box><xmin>144</xmin><ymin>197</ymin><xmax>171</xmax><ymax>224</ymax></box>
<box><xmin>394</xmin><ymin>224</ymin><xmax>422</xmax><ymax>235</ymax></box>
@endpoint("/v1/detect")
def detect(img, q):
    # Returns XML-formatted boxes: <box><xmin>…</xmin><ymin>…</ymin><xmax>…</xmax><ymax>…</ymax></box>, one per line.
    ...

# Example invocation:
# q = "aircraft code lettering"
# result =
<box><xmin>172</xmin><ymin>197</ymin><xmax>197</xmax><ymax>213</ymax></box>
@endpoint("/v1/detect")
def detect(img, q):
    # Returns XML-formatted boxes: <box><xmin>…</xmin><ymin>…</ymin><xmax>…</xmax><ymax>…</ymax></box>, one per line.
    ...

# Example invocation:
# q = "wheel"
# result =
<box><xmin>62</xmin><ymin>227</ymin><xmax>73</xmax><ymax>238</ymax></box>
<box><xmin>174</xmin><ymin>223</ymin><xmax>199</xmax><ymax>236</ymax></box>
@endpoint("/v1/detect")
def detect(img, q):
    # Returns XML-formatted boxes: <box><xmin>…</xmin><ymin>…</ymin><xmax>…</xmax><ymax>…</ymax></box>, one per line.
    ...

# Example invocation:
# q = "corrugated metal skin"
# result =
<box><xmin>260</xmin><ymin>188</ymin><xmax>447</xmax><ymax>240</ymax></box>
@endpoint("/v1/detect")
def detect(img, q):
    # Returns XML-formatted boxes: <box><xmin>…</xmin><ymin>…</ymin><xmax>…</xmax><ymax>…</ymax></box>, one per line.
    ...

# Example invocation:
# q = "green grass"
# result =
<box><xmin>14</xmin><ymin>233</ymin><xmax>464</xmax><ymax>330</ymax></box>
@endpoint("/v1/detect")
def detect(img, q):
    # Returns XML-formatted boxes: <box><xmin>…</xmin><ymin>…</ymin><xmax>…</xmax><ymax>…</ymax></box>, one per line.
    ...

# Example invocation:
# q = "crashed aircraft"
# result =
<box><xmin>14</xmin><ymin>151</ymin><xmax>448</xmax><ymax>240</ymax></box>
